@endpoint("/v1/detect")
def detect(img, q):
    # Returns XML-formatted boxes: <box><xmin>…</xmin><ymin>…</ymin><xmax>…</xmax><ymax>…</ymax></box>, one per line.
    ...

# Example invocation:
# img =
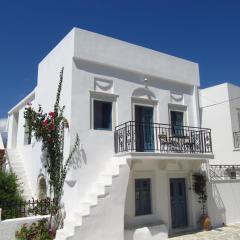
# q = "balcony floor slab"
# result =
<box><xmin>114</xmin><ymin>152</ymin><xmax>214</xmax><ymax>161</ymax></box>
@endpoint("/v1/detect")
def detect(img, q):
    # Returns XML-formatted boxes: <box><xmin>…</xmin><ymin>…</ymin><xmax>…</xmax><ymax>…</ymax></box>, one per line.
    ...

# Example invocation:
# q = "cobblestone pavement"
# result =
<box><xmin>169</xmin><ymin>225</ymin><xmax>240</xmax><ymax>240</ymax></box>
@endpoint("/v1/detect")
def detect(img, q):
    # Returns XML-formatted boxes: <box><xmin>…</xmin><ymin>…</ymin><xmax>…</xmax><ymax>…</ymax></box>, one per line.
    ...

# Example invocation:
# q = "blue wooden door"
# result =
<box><xmin>135</xmin><ymin>105</ymin><xmax>154</xmax><ymax>152</ymax></box>
<box><xmin>171</xmin><ymin>111</ymin><xmax>184</xmax><ymax>137</ymax></box>
<box><xmin>135</xmin><ymin>178</ymin><xmax>152</xmax><ymax>216</ymax></box>
<box><xmin>170</xmin><ymin>178</ymin><xmax>188</xmax><ymax>228</ymax></box>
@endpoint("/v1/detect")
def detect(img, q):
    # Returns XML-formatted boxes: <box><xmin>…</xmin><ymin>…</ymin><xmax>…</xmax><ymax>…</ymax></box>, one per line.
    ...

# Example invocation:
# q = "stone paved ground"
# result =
<box><xmin>169</xmin><ymin>224</ymin><xmax>240</xmax><ymax>240</ymax></box>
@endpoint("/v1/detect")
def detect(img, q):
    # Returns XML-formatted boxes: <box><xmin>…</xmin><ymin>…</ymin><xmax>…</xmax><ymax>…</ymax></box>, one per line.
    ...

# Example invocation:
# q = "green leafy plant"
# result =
<box><xmin>15</xmin><ymin>218</ymin><xmax>53</xmax><ymax>240</ymax></box>
<box><xmin>24</xmin><ymin>67</ymin><xmax>79</xmax><ymax>234</ymax></box>
<box><xmin>0</xmin><ymin>150</ymin><xmax>5</xmax><ymax>170</ymax></box>
<box><xmin>28</xmin><ymin>198</ymin><xmax>54</xmax><ymax>216</ymax></box>
<box><xmin>192</xmin><ymin>172</ymin><xmax>208</xmax><ymax>215</ymax></box>
<box><xmin>0</xmin><ymin>169</ymin><xmax>24</xmax><ymax>219</ymax></box>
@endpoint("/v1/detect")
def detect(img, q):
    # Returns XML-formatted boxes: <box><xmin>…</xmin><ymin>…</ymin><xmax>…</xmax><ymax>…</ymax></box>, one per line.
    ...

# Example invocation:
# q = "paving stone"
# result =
<box><xmin>169</xmin><ymin>224</ymin><xmax>240</xmax><ymax>240</ymax></box>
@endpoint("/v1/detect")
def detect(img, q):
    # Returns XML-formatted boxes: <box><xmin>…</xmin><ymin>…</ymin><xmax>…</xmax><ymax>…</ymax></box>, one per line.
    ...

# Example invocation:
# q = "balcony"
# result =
<box><xmin>233</xmin><ymin>131</ymin><xmax>240</xmax><ymax>149</ymax></box>
<box><xmin>209</xmin><ymin>165</ymin><xmax>240</xmax><ymax>181</ymax></box>
<box><xmin>114</xmin><ymin>121</ymin><xmax>212</xmax><ymax>155</ymax></box>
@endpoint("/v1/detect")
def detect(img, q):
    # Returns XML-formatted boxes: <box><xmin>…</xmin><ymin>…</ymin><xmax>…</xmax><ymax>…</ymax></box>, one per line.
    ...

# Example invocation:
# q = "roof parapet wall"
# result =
<box><xmin>73</xmin><ymin>28</ymin><xmax>200</xmax><ymax>86</ymax></box>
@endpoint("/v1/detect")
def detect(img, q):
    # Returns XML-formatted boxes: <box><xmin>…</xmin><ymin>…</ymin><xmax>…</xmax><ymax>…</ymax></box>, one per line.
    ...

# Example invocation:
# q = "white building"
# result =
<box><xmin>201</xmin><ymin>83</ymin><xmax>240</xmax><ymax>165</ymax></box>
<box><xmin>200</xmin><ymin>83</ymin><xmax>240</xmax><ymax>227</ymax></box>
<box><xmin>0</xmin><ymin>118</ymin><xmax>7</xmax><ymax>170</ymax></box>
<box><xmin>7</xmin><ymin>28</ymin><xmax>239</xmax><ymax>240</ymax></box>
<box><xmin>0</xmin><ymin>118</ymin><xmax>7</xmax><ymax>149</ymax></box>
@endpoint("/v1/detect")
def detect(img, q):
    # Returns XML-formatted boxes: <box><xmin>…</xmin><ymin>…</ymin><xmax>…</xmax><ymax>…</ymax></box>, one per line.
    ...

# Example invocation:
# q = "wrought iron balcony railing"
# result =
<box><xmin>209</xmin><ymin>165</ymin><xmax>240</xmax><ymax>181</ymax></box>
<box><xmin>114</xmin><ymin>121</ymin><xmax>212</xmax><ymax>154</ymax></box>
<box><xmin>233</xmin><ymin>131</ymin><xmax>240</xmax><ymax>149</ymax></box>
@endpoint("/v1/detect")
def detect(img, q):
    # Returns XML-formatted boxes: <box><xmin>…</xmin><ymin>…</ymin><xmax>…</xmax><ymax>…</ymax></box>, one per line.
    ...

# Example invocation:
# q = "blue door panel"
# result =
<box><xmin>170</xmin><ymin>178</ymin><xmax>188</xmax><ymax>228</ymax></box>
<box><xmin>135</xmin><ymin>105</ymin><xmax>154</xmax><ymax>152</ymax></box>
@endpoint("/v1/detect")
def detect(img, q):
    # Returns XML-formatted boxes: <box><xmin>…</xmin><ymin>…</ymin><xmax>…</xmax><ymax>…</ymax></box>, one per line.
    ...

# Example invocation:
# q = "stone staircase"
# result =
<box><xmin>6</xmin><ymin>149</ymin><xmax>34</xmax><ymax>199</ymax></box>
<box><xmin>55</xmin><ymin>156</ymin><xmax>129</xmax><ymax>240</ymax></box>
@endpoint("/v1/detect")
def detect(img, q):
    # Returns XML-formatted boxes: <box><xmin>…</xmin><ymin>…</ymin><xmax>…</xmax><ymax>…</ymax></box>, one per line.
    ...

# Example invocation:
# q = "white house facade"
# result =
<box><xmin>200</xmin><ymin>83</ymin><xmax>240</xmax><ymax>228</ymax></box>
<box><xmin>7</xmin><ymin>28</ymin><xmax>240</xmax><ymax>240</ymax></box>
<box><xmin>200</xmin><ymin>83</ymin><xmax>240</xmax><ymax>165</ymax></box>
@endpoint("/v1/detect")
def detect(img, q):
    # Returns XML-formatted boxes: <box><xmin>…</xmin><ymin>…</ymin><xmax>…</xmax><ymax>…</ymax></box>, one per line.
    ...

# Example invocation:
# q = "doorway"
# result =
<box><xmin>134</xmin><ymin>105</ymin><xmax>154</xmax><ymax>152</ymax></box>
<box><xmin>170</xmin><ymin>178</ymin><xmax>188</xmax><ymax>229</ymax></box>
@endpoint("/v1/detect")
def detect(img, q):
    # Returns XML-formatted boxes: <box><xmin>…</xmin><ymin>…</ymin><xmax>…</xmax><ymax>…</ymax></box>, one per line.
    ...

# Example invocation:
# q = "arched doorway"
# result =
<box><xmin>37</xmin><ymin>174</ymin><xmax>47</xmax><ymax>199</ymax></box>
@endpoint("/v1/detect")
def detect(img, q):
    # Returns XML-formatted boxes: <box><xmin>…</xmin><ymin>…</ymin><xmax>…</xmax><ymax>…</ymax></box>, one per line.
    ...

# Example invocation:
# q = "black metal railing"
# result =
<box><xmin>233</xmin><ymin>131</ymin><xmax>240</xmax><ymax>149</ymax></box>
<box><xmin>0</xmin><ymin>198</ymin><xmax>55</xmax><ymax>220</ymax></box>
<box><xmin>114</xmin><ymin>121</ymin><xmax>212</xmax><ymax>154</ymax></box>
<box><xmin>209</xmin><ymin>165</ymin><xmax>240</xmax><ymax>181</ymax></box>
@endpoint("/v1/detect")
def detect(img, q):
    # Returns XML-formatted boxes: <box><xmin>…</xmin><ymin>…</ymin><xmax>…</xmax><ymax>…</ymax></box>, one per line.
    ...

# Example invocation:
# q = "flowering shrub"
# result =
<box><xmin>24</xmin><ymin>67</ymin><xmax>79</xmax><ymax>234</ymax></box>
<box><xmin>15</xmin><ymin>219</ymin><xmax>53</xmax><ymax>240</ymax></box>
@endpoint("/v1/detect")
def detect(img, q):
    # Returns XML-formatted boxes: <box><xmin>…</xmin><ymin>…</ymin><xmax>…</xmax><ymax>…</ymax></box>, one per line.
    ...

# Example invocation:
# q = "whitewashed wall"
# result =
<box><xmin>16</xmin><ymin>105</ymin><xmax>42</xmax><ymax>195</ymax></box>
<box><xmin>73</xmin><ymin>28</ymin><xmax>200</xmax><ymax>87</ymax></box>
<box><xmin>208</xmin><ymin>181</ymin><xmax>240</xmax><ymax>227</ymax></box>
<box><xmin>124</xmin><ymin>160</ymin><xmax>202</xmax><ymax>232</ymax></box>
<box><xmin>36</xmin><ymin>28</ymin><xmax>75</xmax><ymax>162</ymax></box>
<box><xmin>200</xmin><ymin>83</ymin><xmax>240</xmax><ymax>165</ymax></box>
<box><xmin>228</xmin><ymin>84</ymin><xmax>240</xmax><ymax>133</ymax></box>
<box><xmin>0</xmin><ymin>133</ymin><xmax>4</xmax><ymax>150</ymax></box>
<box><xmin>0</xmin><ymin>215</ymin><xmax>49</xmax><ymax>240</ymax></box>
<box><xmin>7</xmin><ymin>28</ymin><xmax>202</xmax><ymax>222</ymax></box>
<box><xmin>7</xmin><ymin>29</ymin><xmax>76</xmax><ymax>197</ymax></box>
<box><xmin>65</xmin><ymin>53</ymin><xmax>200</xmax><ymax>219</ymax></box>
<box><xmin>43</xmin><ymin>29</ymin><xmax>200</xmax><ymax>219</ymax></box>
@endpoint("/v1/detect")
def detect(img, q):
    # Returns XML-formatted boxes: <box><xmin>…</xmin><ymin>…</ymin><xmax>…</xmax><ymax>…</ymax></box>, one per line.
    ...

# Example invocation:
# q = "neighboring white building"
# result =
<box><xmin>6</xmin><ymin>28</ymin><xmax>240</xmax><ymax>240</ymax></box>
<box><xmin>200</xmin><ymin>83</ymin><xmax>240</xmax><ymax>228</ymax></box>
<box><xmin>0</xmin><ymin>118</ymin><xmax>7</xmax><ymax>170</ymax></box>
<box><xmin>200</xmin><ymin>83</ymin><xmax>240</xmax><ymax>165</ymax></box>
<box><xmin>0</xmin><ymin>118</ymin><xmax>7</xmax><ymax>148</ymax></box>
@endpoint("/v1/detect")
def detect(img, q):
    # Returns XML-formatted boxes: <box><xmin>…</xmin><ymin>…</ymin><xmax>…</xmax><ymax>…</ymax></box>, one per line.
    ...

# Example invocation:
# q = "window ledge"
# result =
<box><xmin>89</xmin><ymin>90</ymin><xmax>119</xmax><ymax>101</ymax></box>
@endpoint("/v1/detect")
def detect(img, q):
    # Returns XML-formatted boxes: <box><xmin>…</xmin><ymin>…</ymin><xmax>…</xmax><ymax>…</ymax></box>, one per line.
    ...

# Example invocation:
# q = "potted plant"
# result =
<box><xmin>192</xmin><ymin>172</ymin><xmax>211</xmax><ymax>230</ymax></box>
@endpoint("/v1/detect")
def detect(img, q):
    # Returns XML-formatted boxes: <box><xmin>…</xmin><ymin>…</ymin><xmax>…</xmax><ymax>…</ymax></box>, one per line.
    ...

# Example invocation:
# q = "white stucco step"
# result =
<box><xmin>107</xmin><ymin>163</ymin><xmax>120</xmax><ymax>176</ymax></box>
<box><xmin>74</xmin><ymin>212</ymin><xmax>84</xmax><ymax>222</ymax></box>
<box><xmin>125</xmin><ymin>224</ymin><xmax>168</xmax><ymax>240</ymax></box>
<box><xmin>6</xmin><ymin>148</ymin><xmax>34</xmax><ymax>199</ymax></box>
<box><xmin>99</xmin><ymin>174</ymin><xmax>113</xmax><ymax>186</ymax></box>
<box><xmin>114</xmin><ymin>156</ymin><xmax>127</xmax><ymax>165</ymax></box>
<box><xmin>63</xmin><ymin>219</ymin><xmax>82</xmax><ymax>236</ymax></box>
<box><xmin>93</xmin><ymin>182</ymin><xmax>106</xmax><ymax>195</ymax></box>
<box><xmin>12</xmin><ymin>168</ymin><xmax>26</xmax><ymax>173</ymax></box>
<box><xmin>86</xmin><ymin>193</ymin><xmax>98</xmax><ymax>205</ymax></box>
<box><xmin>11</xmin><ymin>161</ymin><xmax>24</xmax><ymax>165</ymax></box>
<box><xmin>78</xmin><ymin>202</ymin><xmax>91</xmax><ymax>216</ymax></box>
<box><xmin>55</xmin><ymin>229</ymin><xmax>72</xmax><ymax>240</ymax></box>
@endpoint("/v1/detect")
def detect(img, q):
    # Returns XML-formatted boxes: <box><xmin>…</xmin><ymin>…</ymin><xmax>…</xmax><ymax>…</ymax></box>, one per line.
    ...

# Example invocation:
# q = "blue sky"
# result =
<box><xmin>0</xmin><ymin>0</ymin><xmax>240</xmax><ymax>118</ymax></box>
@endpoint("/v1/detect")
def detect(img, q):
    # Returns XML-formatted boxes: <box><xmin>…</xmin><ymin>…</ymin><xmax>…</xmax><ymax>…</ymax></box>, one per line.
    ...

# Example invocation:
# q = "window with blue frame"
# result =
<box><xmin>135</xmin><ymin>178</ymin><xmax>152</xmax><ymax>216</ymax></box>
<box><xmin>94</xmin><ymin>100</ymin><xmax>112</xmax><ymax>130</ymax></box>
<box><xmin>170</xmin><ymin>111</ymin><xmax>184</xmax><ymax>137</ymax></box>
<box><xmin>237</xmin><ymin>109</ymin><xmax>240</xmax><ymax>131</ymax></box>
<box><xmin>24</xmin><ymin>121</ymin><xmax>31</xmax><ymax>145</ymax></box>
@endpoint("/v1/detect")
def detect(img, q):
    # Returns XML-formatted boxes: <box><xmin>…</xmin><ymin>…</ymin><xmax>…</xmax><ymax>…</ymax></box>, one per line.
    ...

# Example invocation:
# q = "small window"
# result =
<box><xmin>170</xmin><ymin>111</ymin><xmax>184</xmax><ymax>137</ymax></box>
<box><xmin>24</xmin><ymin>121</ymin><xmax>31</xmax><ymax>145</ymax></box>
<box><xmin>230</xmin><ymin>170</ymin><xmax>237</xmax><ymax>180</ymax></box>
<box><xmin>237</xmin><ymin>109</ymin><xmax>240</xmax><ymax>131</ymax></box>
<box><xmin>226</xmin><ymin>167</ymin><xmax>238</xmax><ymax>179</ymax></box>
<box><xmin>94</xmin><ymin>100</ymin><xmax>112</xmax><ymax>130</ymax></box>
<box><xmin>135</xmin><ymin>178</ymin><xmax>152</xmax><ymax>216</ymax></box>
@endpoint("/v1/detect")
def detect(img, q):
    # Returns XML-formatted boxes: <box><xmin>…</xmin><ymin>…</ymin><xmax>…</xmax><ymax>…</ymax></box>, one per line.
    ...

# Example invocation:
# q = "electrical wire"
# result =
<box><xmin>201</xmin><ymin>96</ymin><xmax>240</xmax><ymax>109</ymax></box>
